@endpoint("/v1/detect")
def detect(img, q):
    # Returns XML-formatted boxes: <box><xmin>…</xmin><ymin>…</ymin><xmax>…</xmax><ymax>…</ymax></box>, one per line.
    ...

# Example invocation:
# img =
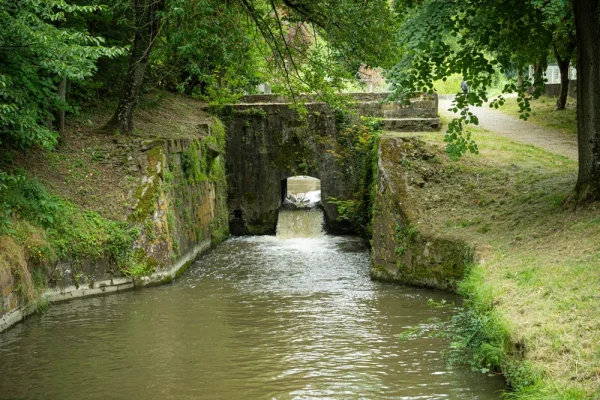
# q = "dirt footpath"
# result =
<box><xmin>439</xmin><ymin>99</ymin><xmax>578</xmax><ymax>160</ymax></box>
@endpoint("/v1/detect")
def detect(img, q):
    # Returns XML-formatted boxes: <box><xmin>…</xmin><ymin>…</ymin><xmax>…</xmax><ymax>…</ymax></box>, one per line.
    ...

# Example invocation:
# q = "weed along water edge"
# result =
<box><xmin>0</xmin><ymin>208</ymin><xmax>505</xmax><ymax>399</ymax></box>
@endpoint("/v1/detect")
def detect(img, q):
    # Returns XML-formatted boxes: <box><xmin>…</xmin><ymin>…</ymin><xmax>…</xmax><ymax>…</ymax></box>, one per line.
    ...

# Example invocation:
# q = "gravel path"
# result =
<box><xmin>439</xmin><ymin>99</ymin><xmax>578</xmax><ymax>160</ymax></box>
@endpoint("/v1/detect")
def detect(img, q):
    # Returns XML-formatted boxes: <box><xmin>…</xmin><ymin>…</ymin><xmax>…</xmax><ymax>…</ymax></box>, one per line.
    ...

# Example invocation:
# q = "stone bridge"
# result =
<box><xmin>220</xmin><ymin>93</ymin><xmax>441</xmax><ymax>235</ymax></box>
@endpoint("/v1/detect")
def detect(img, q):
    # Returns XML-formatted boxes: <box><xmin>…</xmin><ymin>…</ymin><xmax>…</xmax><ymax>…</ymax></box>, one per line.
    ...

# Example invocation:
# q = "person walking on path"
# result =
<box><xmin>461</xmin><ymin>79</ymin><xmax>468</xmax><ymax>95</ymax></box>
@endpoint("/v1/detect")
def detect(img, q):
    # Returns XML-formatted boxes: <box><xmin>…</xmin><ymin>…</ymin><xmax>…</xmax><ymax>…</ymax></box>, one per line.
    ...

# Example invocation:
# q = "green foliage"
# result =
<box><xmin>181</xmin><ymin>140</ymin><xmax>206</xmax><ymax>184</ymax></box>
<box><xmin>224</xmin><ymin>0</ymin><xmax>399</xmax><ymax>100</ymax></box>
<box><xmin>398</xmin><ymin>294</ymin><xmax>509</xmax><ymax>377</ymax></box>
<box><xmin>394</xmin><ymin>223</ymin><xmax>418</xmax><ymax>256</ymax></box>
<box><xmin>180</xmin><ymin>137</ymin><xmax>225</xmax><ymax>186</ymax></box>
<box><xmin>143</xmin><ymin>220</ymin><xmax>156</xmax><ymax>241</ymax></box>
<box><xmin>2</xmin><ymin>175</ymin><xmax>64</xmax><ymax>229</ymax></box>
<box><xmin>0</xmin><ymin>0</ymin><xmax>124</xmax><ymax>149</ymax></box>
<box><xmin>437</xmin><ymin>304</ymin><xmax>506</xmax><ymax>374</ymax></box>
<box><xmin>0</xmin><ymin>172</ymin><xmax>23</xmax><ymax>234</ymax></box>
<box><xmin>1</xmin><ymin>0</ymin><xmax>399</xmax><ymax>143</ymax></box>
<box><xmin>121</xmin><ymin>249</ymin><xmax>157</xmax><ymax>278</ymax></box>
<box><xmin>150</xmin><ymin>0</ymin><xmax>265</xmax><ymax>101</ymax></box>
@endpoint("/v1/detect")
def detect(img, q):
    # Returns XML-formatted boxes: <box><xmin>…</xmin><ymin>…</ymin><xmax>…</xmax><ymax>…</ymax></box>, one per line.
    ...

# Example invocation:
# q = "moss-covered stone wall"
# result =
<box><xmin>221</xmin><ymin>103</ymin><xmax>354</xmax><ymax>235</ymax></box>
<box><xmin>126</xmin><ymin>125</ymin><xmax>229</xmax><ymax>286</ymax></box>
<box><xmin>370</xmin><ymin>136</ymin><xmax>472</xmax><ymax>291</ymax></box>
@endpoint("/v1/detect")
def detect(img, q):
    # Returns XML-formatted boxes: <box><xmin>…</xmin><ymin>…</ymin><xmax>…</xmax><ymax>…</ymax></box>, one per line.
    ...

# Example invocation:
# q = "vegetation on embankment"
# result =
<box><xmin>497</xmin><ymin>96</ymin><xmax>577</xmax><ymax>136</ymax></box>
<box><xmin>0</xmin><ymin>93</ymin><xmax>225</xmax><ymax>310</ymax></box>
<box><xmin>387</xmin><ymin>122</ymin><xmax>599</xmax><ymax>398</ymax></box>
<box><xmin>327</xmin><ymin>113</ymin><xmax>384</xmax><ymax>237</ymax></box>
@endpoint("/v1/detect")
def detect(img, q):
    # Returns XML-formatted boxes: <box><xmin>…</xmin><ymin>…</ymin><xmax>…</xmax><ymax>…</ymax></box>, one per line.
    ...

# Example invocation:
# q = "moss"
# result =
<box><xmin>123</xmin><ymin>248</ymin><xmax>158</xmax><ymax>278</ymax></box>
<box><xmin>166</xmin><ymin>211</ymin><xmax>176</xmax><ymax>234</ymax></box>
<box><xmin>210</xmin><ymin>224</ymin><xmax>229</xmax><ymax>246</ymax></box>
<box><xmin>190</xmin><ymin>224</ymin><xmax>198</xmax><ymax>241</ymax></box>
<box><xmin>145</xmin><ymin>144</ymin><xmax>164</xmax><ymax>172</ymax></box>
<box><xmin>328</xmin><ymin>114</ymin><xmax>383</xmax><ymax>236</ymax></box>
<box><xmin>143</xmin><ymin>220</ymin><xmax>156</xmax><ymax>242</ymax></box>
<box><xmin>205</xmin><ymin>119</ymin><xmax>226</xmax><ymax>153</ymax></box>
<box><xmin>175</xmin><ymin>260</ymin><xmax>193</xmax><ymax>279</ymax></box>
<box><xmin>181</xmin><ymin>140</ymin><xmax>207</xmax><ymax>184</ymax></box>
<box><xmin>370</xmin><ymin>264</ymin><xmax>396</xmax><ymax>281</ymax></box>
<box><xmin>232</xmin><ymin>107</ymin><xmax>267</xmax><ymax>118</ymax></box>
<box><xmin>145</xmin><ymin>256</ymin><xmax>159</xmax><ymax>271</ymax></box>
<box><xmin>243</xmin><ymin>191</ymin><xmax>258</xmax><ymax>203</ymax></box>
<box><xmin>129</xmin><ymin>146</ymin><xmax>164</xmax><ymax>223</ymax></box>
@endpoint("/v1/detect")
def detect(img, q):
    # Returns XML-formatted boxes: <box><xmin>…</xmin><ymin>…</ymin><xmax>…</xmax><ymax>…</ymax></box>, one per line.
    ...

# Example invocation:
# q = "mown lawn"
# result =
<box><xmin>389</xmin><ymin>122</ymin><xmax>600</xmax><ymax>398</ymax></box>
<box><xmin>498</xmin><ymin>96</ymin><xmax>577</xmax><ymax>136</ymax></box>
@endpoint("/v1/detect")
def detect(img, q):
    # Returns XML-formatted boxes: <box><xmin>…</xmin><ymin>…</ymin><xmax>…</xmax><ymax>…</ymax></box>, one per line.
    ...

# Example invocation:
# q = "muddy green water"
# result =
<box><xmin>0</xmin><ymin>235</ymin><xmax>505</xmax><ymax>399</ymax></box>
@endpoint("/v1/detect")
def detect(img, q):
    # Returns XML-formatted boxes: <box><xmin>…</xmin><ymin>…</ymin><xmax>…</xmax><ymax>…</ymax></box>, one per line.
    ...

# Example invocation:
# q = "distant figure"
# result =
<box><xmin>461</xmin><ymin>79</ymin><xmax>468</xmax><ymax>95</ymax></box>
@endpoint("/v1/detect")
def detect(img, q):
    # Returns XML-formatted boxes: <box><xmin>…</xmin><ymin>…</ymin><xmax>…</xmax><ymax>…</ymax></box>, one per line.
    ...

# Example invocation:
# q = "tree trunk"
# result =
<box><xmin>530</xmin><ymin>61</ymin><xmax>547</xmax><ymax>96</ymax></box>
<box><xmin>553</xmin><ymin>40</ymin><xmax>572</xmax><ymax>111</ymax></box>
<box><xmin>556</xmin><ymin>58</ymin><xmax>571</xmax><ymax>110</ymax></box>
<box><xmin>573</xmin><ymin>0</ymin><xmax>600</xmax><ymax>201</ymax></box>
<box><xmin>105</xmin><ymin>0</ymin><xmax>164</xmax><ymax>134</ymax></box>
<box><xmin>54</xmin><ymin>78</ymin><xmax>67</xmax><ymax>134</ymax></box>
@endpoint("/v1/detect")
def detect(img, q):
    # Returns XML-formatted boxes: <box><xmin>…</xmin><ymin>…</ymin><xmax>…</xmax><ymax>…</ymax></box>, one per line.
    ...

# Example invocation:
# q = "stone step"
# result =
<box><xmin>383</xmin><ymin>118</ymin><xmax>442</xmax><ymax>132</ymax></box>
<box><xmin>383</xmin><ymin>108</ymin><xmax>437</xmax><ymax>118</ymax></box>
<box><xmin>380</xmin><ymin>100</ymin><xmax>436</xmax><ymax>111</ymax></box>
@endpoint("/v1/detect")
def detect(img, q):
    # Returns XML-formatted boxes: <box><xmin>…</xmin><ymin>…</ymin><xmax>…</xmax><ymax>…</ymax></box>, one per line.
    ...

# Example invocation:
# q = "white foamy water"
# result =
<box><xmin>276</xmin><ymin>208</ymin><xmax>325</xmax><ymax>239</ymax></box>
<box><xmin>285</xmin><ymin>190</ymin><xmax>321</xmax><ymax>208</ymax></box>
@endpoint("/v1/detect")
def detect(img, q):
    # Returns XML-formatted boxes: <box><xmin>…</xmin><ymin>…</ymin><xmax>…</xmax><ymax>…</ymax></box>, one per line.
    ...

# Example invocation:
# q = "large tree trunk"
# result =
<box><xmin>573</xmin><ymin>0</ymin><xmax>600</xmax><ymax>201</ymax></box>
<box><xmin>105</xmin><ymin>0</ymin><xmax>164</xmax><ymax>134</ymax></box>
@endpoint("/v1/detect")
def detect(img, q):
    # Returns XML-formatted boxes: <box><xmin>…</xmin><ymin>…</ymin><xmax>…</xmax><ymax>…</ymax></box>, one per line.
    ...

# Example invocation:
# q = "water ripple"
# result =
<box><xmin>0</xmin><ymin>235</ymin><xmax>504</xmax><ymax>399</ymax></box>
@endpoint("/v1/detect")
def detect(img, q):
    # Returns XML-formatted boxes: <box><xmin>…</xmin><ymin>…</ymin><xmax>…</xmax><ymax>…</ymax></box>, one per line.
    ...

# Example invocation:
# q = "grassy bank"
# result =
<box><xmin>497</xmin><ymin>96</ymin><xmax>577</xmax><ymax>136</ymax></box>
<box><xmin>389</xmin><ymin>122</ymin><xmax>599</xmax><ymax>398</ymax></box>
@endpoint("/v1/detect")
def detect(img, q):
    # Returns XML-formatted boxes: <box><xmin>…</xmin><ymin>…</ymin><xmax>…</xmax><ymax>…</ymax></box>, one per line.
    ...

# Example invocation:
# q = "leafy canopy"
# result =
<box><xmin>388</xmin><ymin>0</ymin><xmax>571</xmax><ymax>159</ymax></box>
<box><xmin>0</xmin><ymin>0</ymin><xmax>124</xmax><ymax>149</ymax></box>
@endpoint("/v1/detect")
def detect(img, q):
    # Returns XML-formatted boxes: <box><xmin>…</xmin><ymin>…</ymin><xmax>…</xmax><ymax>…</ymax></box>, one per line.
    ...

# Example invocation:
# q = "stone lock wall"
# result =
<box><xmin>370</xmin><ymin>136</ymin><xmax>472</xmax><ymax>291</ymax></box>
<box><xmin>222</xmin><ymin>103</ymin><xmax>355</xmax><ymax>235</ymax></box>
<box><xmin>125</xmin><ymin>134</ymin><xmax>228</xmax><ymax>286</ymax></box>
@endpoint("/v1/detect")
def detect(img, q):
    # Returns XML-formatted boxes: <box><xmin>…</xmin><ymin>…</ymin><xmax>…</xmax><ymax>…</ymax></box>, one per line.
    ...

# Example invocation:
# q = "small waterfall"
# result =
<box><xmin>276</xmin><ymin>208</ymin><xmax>325</xmax><ymax>239</ymax></box>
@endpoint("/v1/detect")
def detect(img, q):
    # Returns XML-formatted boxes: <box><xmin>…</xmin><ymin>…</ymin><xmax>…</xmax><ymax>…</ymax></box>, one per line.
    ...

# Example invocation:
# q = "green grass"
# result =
<box><xmin>387</xmin><ymin>124</ymin><xmax>600</xmax><ymax>398</ymax></box>
<box><xmin>498</xmin><ymin>96</ymin><xmax>577</xmax><ymax>136</ymax></box>
<box><xmin>433</xmin><ymin>72</ymin><xmax>510</xmax><ymax>96</ymax></box>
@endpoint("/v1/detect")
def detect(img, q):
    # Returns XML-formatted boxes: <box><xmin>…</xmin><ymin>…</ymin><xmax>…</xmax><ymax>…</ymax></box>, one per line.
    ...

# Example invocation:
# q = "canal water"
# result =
<box><xmin>0</xmin><ymin>209</ymin><xmax>505</xmax><ymax>399</ymax></box>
